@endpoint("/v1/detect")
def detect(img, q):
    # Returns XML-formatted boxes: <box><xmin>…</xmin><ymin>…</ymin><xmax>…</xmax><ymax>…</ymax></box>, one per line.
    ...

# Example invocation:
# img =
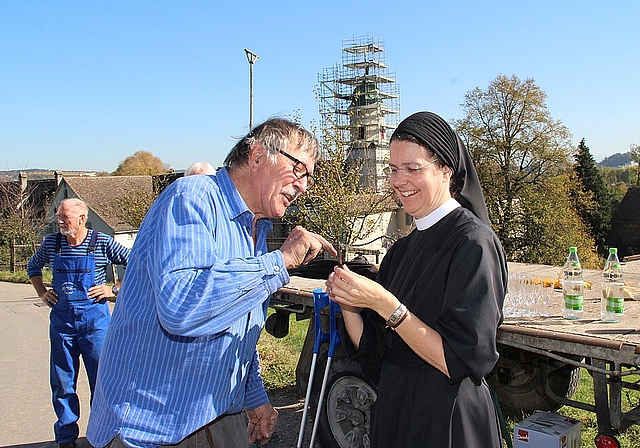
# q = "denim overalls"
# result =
<box><xmin>50</xmin><ymin>230</ymin><xmax>111</xmax><ymax>444</ymax></box>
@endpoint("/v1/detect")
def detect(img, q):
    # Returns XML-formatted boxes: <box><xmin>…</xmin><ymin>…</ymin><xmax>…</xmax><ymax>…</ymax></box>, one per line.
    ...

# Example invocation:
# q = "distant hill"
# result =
<box><xmin>599</xmin><ymin>152</ymin><xmax>631</xmax><ymax>168</ymax></box>
<box><xmin>0</xmin><ymin>169</ymin><xmax>54</xmax><ymax>181</ymax></box>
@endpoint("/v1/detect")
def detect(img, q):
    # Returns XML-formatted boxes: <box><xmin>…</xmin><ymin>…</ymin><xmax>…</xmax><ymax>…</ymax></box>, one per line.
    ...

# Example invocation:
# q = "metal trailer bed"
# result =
<box><xmin>501</xmin><ymin>262</ymin><xmax>640</xmax><ymax>439</ymax></box>
<box><xmin>271</xmin><ymin>262</ymin><xmax>640</xmax><ymax>442</ymax></box>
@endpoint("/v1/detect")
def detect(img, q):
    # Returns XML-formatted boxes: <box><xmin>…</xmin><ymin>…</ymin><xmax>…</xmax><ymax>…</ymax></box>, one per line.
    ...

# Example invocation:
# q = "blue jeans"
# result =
<box><xmin>50</xmin><ymin>302</ymin><xmax>110</xmax><ymax>444</ymax></box>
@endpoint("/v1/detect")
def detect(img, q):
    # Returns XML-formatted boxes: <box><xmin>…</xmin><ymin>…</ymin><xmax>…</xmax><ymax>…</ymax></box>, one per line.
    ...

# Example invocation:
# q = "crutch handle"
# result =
<box><xmin>312</xmin><ymin>288</ymin><xmax>342</xmax><ymax>357</ymax></box>
<box><xmin>328</xmin><ymin>300</ymin><xmax>341</xmax><ymax>357</ymax></box>
<box><xmin>312</xmin><ymin>288</ymin><xmax>330</xmax><ymax>354</ymax></box>
<box><xmin>304</xmin><ymin>289</ymin><xmax>343</xmax><ymax>448</ymax></box>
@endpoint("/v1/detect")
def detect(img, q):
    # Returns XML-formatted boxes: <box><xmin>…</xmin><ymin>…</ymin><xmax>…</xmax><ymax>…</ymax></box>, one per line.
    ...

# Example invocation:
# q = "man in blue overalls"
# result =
<box><xmin>28</xmin><ymin>198</ymin><xmax>130</xmax><ymax>448</ymax></box>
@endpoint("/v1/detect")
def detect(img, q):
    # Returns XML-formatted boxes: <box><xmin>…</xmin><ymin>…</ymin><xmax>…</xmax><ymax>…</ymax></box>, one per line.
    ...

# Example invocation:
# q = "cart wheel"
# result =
<box><xmin>312</xmin><ymin>357</ymin><xmax>377</xmax><ymax>448</ymax></box>
<box><xmin>265</xmin><ymin>310</ymin><xmax>290</xmax><ymax>338</ymax></box>
<box><xmin>487</xmin><ymin>347</ymin><xmax>581</xmax><ymax>416</ymax></box>
<box><xmin>594</xmin><ymin>433</ymin><xmax>620</xmax><ymax>448</ymax></box>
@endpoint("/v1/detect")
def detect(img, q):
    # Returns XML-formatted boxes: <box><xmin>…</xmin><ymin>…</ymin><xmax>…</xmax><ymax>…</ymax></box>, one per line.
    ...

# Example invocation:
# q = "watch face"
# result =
<box><xmin>112</xmin><ymin>285</ymin><xmax>119</xmax><ymax>295</ymax></box>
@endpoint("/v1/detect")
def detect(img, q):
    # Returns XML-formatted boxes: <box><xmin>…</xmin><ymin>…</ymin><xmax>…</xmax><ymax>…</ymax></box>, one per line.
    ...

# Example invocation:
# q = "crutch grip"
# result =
<box><xmin>328</xmin><ymin>300</ymin><xmax>341</xmax><ymax>357</ymax></box>
<box><xmin>312</xmin><ymin>288</ymin><xmax>330</xmax><ymax>354</ymax></box>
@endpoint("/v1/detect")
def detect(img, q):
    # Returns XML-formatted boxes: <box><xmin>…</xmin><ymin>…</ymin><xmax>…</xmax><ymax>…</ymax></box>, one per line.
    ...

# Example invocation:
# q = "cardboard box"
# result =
<box><xmin>513</xmin><ymin>411</ymin><xmax>581</xmax><ymax>448</ymax></box>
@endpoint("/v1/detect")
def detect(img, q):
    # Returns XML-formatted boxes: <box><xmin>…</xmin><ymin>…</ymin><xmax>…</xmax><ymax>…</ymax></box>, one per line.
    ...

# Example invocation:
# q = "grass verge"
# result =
<box><xmin>503</xmin><ymin>368</ymin><xmax>640</xmax><ymax>447</ymax></box>
<box><xmin>0</xmin><ymin>269</ymin><xmax>51</xmax><ymax>284</ymax></box>
<box><xmin>258</xmin><ymin>310</ymin><xmax>310</xmax><ymax>389</ymax></box>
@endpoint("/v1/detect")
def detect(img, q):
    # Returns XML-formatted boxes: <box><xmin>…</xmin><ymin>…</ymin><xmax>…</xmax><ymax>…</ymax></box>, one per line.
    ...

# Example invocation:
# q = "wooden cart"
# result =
<box><xmin>498</xmin><ymin>262</ymin><xmax>640</xmax><ymax>443</ymax></box>
<box><xmin>269</xmin><ymin>262</ymin><xmax>640</xmax><ymax>447</ymax></box>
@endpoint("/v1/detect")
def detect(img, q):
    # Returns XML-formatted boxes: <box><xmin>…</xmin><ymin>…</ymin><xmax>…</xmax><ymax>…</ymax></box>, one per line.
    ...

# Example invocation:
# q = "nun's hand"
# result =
<box><xmin>327</xmin><ymin>265</ymin><xmax>395</xmax><ymax>315</ymax></box>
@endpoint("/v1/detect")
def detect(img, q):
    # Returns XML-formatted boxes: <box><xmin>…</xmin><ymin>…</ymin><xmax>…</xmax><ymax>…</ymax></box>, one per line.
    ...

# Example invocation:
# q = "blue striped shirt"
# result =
<box><xmin>27</xmin><ymin>229</ymin><xmax>130</xmax><ymax>284</ymax></box>
<box><xmin>87</xmin><ymin>168</ymin><xmax>290</xmax><ymax>448</ymax></box>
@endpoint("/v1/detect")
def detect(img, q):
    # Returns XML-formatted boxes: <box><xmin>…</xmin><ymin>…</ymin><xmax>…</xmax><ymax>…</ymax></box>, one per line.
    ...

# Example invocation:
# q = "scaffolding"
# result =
<box><xmin>318</xmin><ymin>36</ymin><xmax>400</xmax><ymax>192</ymax></box>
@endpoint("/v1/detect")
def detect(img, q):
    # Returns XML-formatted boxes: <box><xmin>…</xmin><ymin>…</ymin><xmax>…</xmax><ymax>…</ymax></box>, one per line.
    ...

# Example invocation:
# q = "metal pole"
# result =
<box><xmin>249</xmin><ymin>62</ymin><xmax>254</xmax><ymax>129</ymax></box>
<box><xmin>244</xmin><ymin>49</ymin><xmax>259</xmax><ymax>130</ymax></box>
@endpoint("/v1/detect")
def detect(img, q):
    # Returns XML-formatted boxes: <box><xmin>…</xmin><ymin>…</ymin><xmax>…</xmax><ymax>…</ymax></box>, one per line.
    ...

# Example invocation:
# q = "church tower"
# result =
<box><xmin>318</xmin><ymin>36</ymin><xmax>400</xmax><ymax>193</ymax></box>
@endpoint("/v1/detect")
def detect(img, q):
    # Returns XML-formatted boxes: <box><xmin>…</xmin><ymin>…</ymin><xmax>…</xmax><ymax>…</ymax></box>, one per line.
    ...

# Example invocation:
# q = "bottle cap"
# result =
<box><xmin>569</xmin><ymin>247</ymin><xmax>577</xmax><ymax>252</ymax></box>
<box><xmin>609</xmin><ymin>248</ymin><xmax>617</xmax><ymax>254</ymax></box>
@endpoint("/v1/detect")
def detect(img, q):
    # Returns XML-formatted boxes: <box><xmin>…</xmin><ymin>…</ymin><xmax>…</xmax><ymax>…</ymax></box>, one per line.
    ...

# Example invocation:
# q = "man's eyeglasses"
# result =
<box><xmin>276</xmin><ymin>148</ymin><xmax>315</xmax><ymax>188</ymax></box>
<box><xmin>383</xmin><ymin>159</ymin><xmax>438</xmax><ymax>177</ymax></box>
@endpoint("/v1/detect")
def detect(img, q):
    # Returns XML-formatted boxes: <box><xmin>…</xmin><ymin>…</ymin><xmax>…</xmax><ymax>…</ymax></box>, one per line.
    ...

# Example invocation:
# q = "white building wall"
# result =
<box><xmin>113</xmin><ymin>233</ymin><xmax>137</xmax><ymax>250</ymax></box>
<box><xmin>348</xmin><ymin>208</ymin><xmax>415</xmax><ymax>265</ymax></box>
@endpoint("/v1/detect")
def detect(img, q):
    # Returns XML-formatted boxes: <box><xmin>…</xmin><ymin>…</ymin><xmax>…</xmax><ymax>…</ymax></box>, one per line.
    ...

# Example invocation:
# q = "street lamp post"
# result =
<box><xmin>244</xmin><ymin>49</ymin><xmax>259</xmax><ymax>130</ymax></box>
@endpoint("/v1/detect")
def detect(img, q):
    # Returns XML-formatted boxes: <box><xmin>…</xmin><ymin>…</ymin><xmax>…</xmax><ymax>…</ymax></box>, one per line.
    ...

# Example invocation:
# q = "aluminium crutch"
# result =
<box><xmin>296</xmin><ymin>288</ymin><xmax>341</xmax><ymax>448</ymax></box>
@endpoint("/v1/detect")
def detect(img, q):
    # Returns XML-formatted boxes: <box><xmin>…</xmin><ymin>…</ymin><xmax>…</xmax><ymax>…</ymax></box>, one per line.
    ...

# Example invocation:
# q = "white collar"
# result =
<box><xmin>414</xmin><ymin>198</ymin><xmax>461</xmax><ymax>231</ymax></box>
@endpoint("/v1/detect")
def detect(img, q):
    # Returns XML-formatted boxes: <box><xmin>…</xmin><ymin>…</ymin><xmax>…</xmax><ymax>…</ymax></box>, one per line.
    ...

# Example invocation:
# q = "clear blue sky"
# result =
<box><xmin>1</xmin><ymin>1</ymin><xmax>638</xmax><ymax>172</ymax></box>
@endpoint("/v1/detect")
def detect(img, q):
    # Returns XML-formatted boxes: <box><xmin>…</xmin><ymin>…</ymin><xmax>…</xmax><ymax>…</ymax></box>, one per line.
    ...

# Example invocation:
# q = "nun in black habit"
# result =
<box><xmin>326</xmin><ymin>111</ymin><xmax>508</xmax><ymax>448</ymax></box>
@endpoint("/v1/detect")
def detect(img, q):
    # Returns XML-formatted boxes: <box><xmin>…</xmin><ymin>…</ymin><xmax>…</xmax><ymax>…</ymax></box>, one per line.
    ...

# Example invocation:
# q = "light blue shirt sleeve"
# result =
<box><xmin>245</xmin><ymin>333</ymin><xmax>270</xmax><ymax>410</ymax></box>
<box><xmin>147</xmin><ymin>186</ymin><xmax>289</xmax><ymax>338</ymax></box>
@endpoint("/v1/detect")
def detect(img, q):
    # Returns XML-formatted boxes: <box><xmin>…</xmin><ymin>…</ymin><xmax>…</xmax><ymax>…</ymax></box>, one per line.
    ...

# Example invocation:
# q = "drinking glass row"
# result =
<box><xmin>503</xmin><ymin>272</ymin><xmax>555</xmax><ymax>318</ymax></box>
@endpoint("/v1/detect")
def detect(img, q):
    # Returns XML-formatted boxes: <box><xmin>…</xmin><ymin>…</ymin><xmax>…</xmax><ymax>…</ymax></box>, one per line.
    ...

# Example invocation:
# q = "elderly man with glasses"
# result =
<box><xmin>87</xmin><ymin>118</ymin><xmax>336</xmax><ymax>448</ymax></box>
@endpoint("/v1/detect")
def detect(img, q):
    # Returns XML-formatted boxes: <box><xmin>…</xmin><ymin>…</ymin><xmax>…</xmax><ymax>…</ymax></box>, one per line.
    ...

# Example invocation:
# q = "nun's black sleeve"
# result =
<box><xmin>435</xmin><ymin>223</ymin><xmax>506</xmax><ymax>384</ymax></box>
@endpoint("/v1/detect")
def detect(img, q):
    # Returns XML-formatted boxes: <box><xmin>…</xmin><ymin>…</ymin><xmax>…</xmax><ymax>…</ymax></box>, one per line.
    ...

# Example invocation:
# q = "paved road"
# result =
<box><xmin>0</xmin><ymin>281</ymin><xmax>310</xmax><ymax>448</ymax></box>
<box><xmin>0</xmin><ymin>281</ymin><xmax>95</xmax><ymax>448</ymax></box>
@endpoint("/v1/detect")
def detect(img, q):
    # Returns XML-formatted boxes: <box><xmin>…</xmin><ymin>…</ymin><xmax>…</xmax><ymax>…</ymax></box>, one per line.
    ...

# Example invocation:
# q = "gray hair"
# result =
<box><xmin>59</xmin><ymin>198</ymin><xmax>89</xmax><ymax>216</ymax></box>
<box><xmin>185</xmin><ymin>161</ymin><xmax>216</xmax><ymax>176</ymax></box>
<box><xmin>223</xmin><ymin>118</ymin><xmax>319</xmax><ymax>170</ymax></box>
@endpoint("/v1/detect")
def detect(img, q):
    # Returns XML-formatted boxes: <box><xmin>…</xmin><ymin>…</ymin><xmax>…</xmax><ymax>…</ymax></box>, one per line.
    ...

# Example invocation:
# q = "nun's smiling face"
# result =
<box><xmin>388</xmin><ymin>139</ymin><xmax>453</xmax><ymax>219</ymax></box>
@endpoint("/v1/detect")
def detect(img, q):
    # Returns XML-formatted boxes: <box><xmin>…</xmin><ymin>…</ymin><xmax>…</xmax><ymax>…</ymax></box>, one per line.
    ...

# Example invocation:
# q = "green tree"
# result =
<box><xmin>516</xmin><ymin>173</ymin><xmax>600</xmax><ymax>268</ymax></box>
<box><xmin>453</xmin><ymin>74</ymin><xmax>595</xmax><ymax>264</ymax></box>
<box><xmin>573</xmin><ymin>139</ymin><xmax>614</xmax><ymax>253</ymax></box>
<box><xmin>630</xmin><ymin>144</ymin><xmax>640</xmax><ymax>185</ymax></box>
<box><xmin>112</xmin><ymin>190</ymin><xmax>157</xmax><ymax>229</ymax></box>
<box><xmin>0</xmin><ymin>180</ymin><xmax>52</xmax><ymax>269</ymax></box>
<box><xmin>600</xmin><ymin>166</ymin><xmax>633</xmax><ymax>204</ymax></box>
<box><xmin>114</xmin><ymin>151</ymin><xmax>170</xmax><ymax>176</ymax></box>
<box><xmin>286</xmin><ymin>124</ymin><xmax>396</xmax><ymax>258</ymax></box>
<box><xmin>109</xmin><ymin>175</ymin><xmax>177</xmax><ymax>229</ymax></box>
